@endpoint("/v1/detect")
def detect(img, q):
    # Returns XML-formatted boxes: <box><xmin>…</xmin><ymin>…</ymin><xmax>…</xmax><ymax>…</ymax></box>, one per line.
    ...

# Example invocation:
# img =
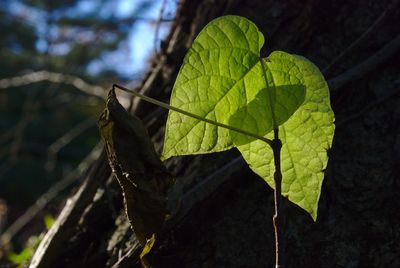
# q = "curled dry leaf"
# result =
<box><xmin>98</xmin><ymin>88</ymin><xmax>174</xmax><ymax>247</ymax></box>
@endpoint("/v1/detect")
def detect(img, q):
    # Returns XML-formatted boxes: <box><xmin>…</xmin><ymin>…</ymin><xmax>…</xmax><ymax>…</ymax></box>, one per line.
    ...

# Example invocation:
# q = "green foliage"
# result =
<box><xmin>162</xmin><ymin>15</ymin><xmax>335</xmax><ymax>219</ymax></box>
<box><xmin>7</xmin><ymin>235</ymin><xmax>42</xmax><ymax>265</ymax></box>
<box><xmin>0</xmin><ymin>0</ymin><xmax>133</xmax><ymax>206</ymax></box>
<box><xmin>43</xmin><ymin>213</ymin><xmax>55</xmax><ymax>230</ymax></box>
<box><xmin>0</xmin><ymin>0</ymin><xmax>146</xmax><ymax>256</ymax></box>
<box><xmin>8</xmin><ymin>247</ymin><xmax>33</xmax><ymax>265</ymax></box>
<box><xmin>237</xmin><ymin>52</ymin><xmax>335</xmax><ymax>220</ymax></box>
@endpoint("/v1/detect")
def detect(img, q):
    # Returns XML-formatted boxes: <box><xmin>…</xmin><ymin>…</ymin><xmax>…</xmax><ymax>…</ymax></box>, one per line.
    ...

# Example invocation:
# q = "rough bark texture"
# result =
<box><xmin>30</xmin><ymin>0</ymin><xmax>400</xmax><ymax>267</ymax></box>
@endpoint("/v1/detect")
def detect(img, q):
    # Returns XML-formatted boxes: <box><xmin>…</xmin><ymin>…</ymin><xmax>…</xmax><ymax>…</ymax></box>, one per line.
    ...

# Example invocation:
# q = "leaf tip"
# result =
<box><xmin>311</xmin><ymin>211</ymin><xmax>318</xmax><ymax>222</ymax></box>
<box><xmin>160</xmin><ymin>151</ymin><xmax>169</xmax><ymax>161</ymax></box>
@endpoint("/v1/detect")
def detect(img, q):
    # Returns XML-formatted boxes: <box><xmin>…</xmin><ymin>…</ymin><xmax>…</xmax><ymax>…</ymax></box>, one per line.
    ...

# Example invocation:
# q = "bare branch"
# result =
<box><xmin>154</xmin><ymin>0</ymin><xmax>168</xmax><ymax>55</ymax></box>
<box><xmin>0</xmin><ymin>143</ymin><xmax>102</xmax><ymax>246</ymax></box>
<box><xmin>322</xmin><ymin>8</ymin><xmax>390</xmax><ymax>76</ymax></box>
<box><xmin>45</xmin><ymin>116</ymin><xmax>97</xmax><ymax>173</ymax></box>
<box><xmin>328</xmin><ymin>34</ymin><xmax>400</xmax><ymax>92</ymax></box>
<box><xmin>0</xmin><ymin>92</ymin><xmax>39</xmax><ymax>179</ymax></box>
<box><xmin>336</xmin><ymin>88</ymin><xmax>400</xmax><ymax>127</ymax></box>
<box><xmin>0</xmin><ymin>71</ymin><xmax>106</xmax><ymax>100</ymax></box>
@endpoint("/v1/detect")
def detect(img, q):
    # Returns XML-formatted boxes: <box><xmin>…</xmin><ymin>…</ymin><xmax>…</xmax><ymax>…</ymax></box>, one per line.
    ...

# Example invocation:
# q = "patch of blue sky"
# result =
<box><xmin>88</xmin><ymin>0</ymin><xmax>177</xmax><ymax>79</ymax></box>
<box><xmin>1</xmin><ymin>0</ymin><xmax>177</xmax><ymax>79</ymax></box>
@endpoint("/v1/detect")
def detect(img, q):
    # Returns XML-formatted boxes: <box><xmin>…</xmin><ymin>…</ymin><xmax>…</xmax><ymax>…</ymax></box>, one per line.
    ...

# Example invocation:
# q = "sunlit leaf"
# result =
<box><xmin>162</xmin><ymin>15</ymin><xmax>335</xmax><ymax>219</ymax></box>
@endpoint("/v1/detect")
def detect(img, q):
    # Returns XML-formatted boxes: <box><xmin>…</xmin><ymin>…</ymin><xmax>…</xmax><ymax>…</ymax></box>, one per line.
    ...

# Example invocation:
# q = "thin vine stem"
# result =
<box><xmin>112</xmin><ymin>83</ymin><xmax>282</xmax><ymax>267</ymax></box>
<box><xmin>112</xmin><ymin>84</ymin><xmax>273</xmax><ymax>146</ymax></box>
<box><xmin>259</xmin><ymin>57</ymin><xmax>284</xmax><ymax>268</ymax></box>
<box><xmin>272</xmin><ymin>128</ymin><xmax>283</xmax><ymax>268</ymax></box>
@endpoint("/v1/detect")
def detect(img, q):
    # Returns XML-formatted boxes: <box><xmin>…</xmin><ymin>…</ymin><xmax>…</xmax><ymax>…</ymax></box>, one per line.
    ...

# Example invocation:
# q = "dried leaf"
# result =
<box><xmin>98</xmin><ymin>89</ymin><xmax>173</xmax><ymax>246</ymax></box>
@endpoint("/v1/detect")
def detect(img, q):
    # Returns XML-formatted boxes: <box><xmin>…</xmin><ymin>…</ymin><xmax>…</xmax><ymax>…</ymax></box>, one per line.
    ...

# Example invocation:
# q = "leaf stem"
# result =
<box><xmin>272</xmin><ymin>128</ymin><xmax>283</xmax><ymax>268</ymax></box>
<box><xmin>113</xmin><ymin>83</ymin><xmax>283</xmax><ymax>265</ymax></box>
<box><xmin>112</xmin><ymin>84</ymin><xmax>273</xmax><ymax>146</ymax></box>
<box><xmin>260</xmin><ymin>53</ymin><xmax>284</xmax><ymax>267</ymax></box>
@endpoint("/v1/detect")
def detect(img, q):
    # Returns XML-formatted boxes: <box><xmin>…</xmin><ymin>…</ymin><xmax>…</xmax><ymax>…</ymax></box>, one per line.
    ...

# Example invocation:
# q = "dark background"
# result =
<box><xmin>1</xmin><ymin>0</ymin><xmax>399</xmax><ymax>267</ymax></box>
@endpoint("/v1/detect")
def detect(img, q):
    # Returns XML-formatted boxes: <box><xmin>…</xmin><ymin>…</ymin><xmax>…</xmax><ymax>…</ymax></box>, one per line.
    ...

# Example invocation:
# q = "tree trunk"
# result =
<box><xmin>30</xmin><ymin>0</ymin><xmax>400</xmax><ymax>267</ymax></box>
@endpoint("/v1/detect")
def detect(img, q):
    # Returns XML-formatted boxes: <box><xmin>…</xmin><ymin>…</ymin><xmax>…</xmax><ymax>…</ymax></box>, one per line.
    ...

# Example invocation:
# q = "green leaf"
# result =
<box><xmin>236</xmin><ymin>52</ymin><xmax>335</xmax><ymax>220</ymax></box>
<box><xmin>162</xmin><ymin>15</ymin><xmax>335</xmax><ymax>220</ymax></box>
<box><xmin>8</xmin><ymin>248</ymin><xmax>33</xmax><ymax>264</ymax></box>
<box><xmin>162</xmin><ymin>15</ymin><xmax>304</xmax><ymax>159</ymax></box>
<box><xmin>43</xmin><ymin>213</ymin><xmax>55</xmax><ymax>230</ymax></box>
<box><xmin>229</xmin><ymin>56</ymin><xmax>306</xmax><ymax>146</ymax></box>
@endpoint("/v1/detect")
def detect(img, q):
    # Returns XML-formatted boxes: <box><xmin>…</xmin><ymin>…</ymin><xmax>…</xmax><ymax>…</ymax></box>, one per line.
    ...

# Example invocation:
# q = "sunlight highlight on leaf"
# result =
<box><xmin>162</xmin><ymin>15</ymin><xmax>335</xmax><ymax>219</ymax></box>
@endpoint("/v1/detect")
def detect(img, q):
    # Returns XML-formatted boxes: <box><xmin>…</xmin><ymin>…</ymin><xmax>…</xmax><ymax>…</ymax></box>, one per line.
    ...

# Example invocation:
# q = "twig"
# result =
<box><xmin>271</xmin><ymin>129</ymin><xmax>283</xmax><ymax>268</ymax></box>
<box><xmin>322</xmin><ymin>8</ymin><xmax>389</xmax><ymax>76</ymax></box>
<box><xmin>45</xmin><ymin>116</ymin><xmax>97</xmax><ymax>173</ymax></box>
<box><xmin>0</xmin><ymin>91</ymin><xmax>38</xmax><ymax>180</ymax></box>
<box><xmin>9</xmin><ymin>92</ymin><xmax>38</xmax><ymax>161</ymax></box>
<box><xmin>29</xmin><ymin>149</ymin><xmax>110</xmax><ymax>268</ymax></box>
<box><xmin>113</xmin><ymin>84</ymin><xmax>273</xmax><ymax>146</ymax></box>
<box><xmin>0</xmin><ymin>143</ymin><xmax>102</xmax><ymax>245</ymax></box>
<box><xmin>336</xmin><ymin>88</ymin><xmax>400</xmax><ymax>127</ymax></box>
<box><xmin>154</xmin><ymin>0</ymin><xmax>168</xmax><ymax>55</ymax></box>
<box><xmin>171</xmin><ymin>156</ymin><xmax>245</xmax><ymax>222</ymax></box>
<box><xmin>0</xmin><ymin>71</ymin><xmax>106</xmax><ymax>100</ymax></box>
<box><xmin>328</xmin><ymin>34</ymin><xmax>400</xmax><ymax>92</ymax></box>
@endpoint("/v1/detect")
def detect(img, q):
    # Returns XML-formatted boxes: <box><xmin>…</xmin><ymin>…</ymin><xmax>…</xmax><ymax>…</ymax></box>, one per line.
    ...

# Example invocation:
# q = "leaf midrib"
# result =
<box><xmin>169</xmin><ymin>60</ymin><xmax>261</xmax><ymax>153</ymax></box>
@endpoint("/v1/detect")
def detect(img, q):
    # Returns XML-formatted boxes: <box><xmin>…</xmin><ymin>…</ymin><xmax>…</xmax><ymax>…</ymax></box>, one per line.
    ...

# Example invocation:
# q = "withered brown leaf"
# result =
<box><xmin>98</xmin><ymin>88</ymin><xmax>173</xmax><ymax>246</ymax></box>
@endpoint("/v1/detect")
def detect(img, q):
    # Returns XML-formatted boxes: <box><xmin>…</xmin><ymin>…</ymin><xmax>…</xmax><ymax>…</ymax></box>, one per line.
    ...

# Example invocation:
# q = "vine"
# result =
<box><xmin>113</xmin><ymin>15</ymin><xmax>335</xmax><ymax>267</ymax></box>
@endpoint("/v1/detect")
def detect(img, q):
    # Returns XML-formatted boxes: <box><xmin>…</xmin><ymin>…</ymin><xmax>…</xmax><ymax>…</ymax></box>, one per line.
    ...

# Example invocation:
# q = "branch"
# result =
<box><xmin>28</xmin><ymin>149</ymin><xmax>110</xmax><ymax>268</ymax></box>
<box><xmin>322</xmin><ymin>8</ymin><xmax>390</xmax><ymax>76</ymax></box>
<box><xmin>328</xmin><ymin>34</ymin><xmax>400</xmax><ymax>92</ymax></box>
<box><xmin>170</xmin><ymin>156</ymin><xmax>245</xmax><ymax>222</ymax></box>
<box><xmin>0</xmin><ymin>92</ymin><xmax>38</xmax><ymax>179</ymax></box>
<box><xmin>336</xmin><ymin>88</ymin><xmax>400</xmax><ymax>127</ymax></box>
<box><xmin>154</xmin><ymin>0</ymin><xmax>168</xmax><ymax>55</ymax></box>
<box><xmin>0</xmin><ymin>71</ymin><xmax>106</xmax><ymax>100</ymax></box>
<box><xmin>0</xmin><ymin>143</ymin><xmax>102</xmax><ymax>246</ymax></box>
<box><xmin>45</xmin><ymin>116</ymin><xmax>97</xmax><ymax>173</ymax></box>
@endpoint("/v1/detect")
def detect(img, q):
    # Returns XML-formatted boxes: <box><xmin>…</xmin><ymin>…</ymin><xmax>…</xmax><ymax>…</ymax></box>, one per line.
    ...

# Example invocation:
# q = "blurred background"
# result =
<box><xmin>0</xmin><ymin>0</ymin><xmax>177</xmax><ymax>264</ymax></box>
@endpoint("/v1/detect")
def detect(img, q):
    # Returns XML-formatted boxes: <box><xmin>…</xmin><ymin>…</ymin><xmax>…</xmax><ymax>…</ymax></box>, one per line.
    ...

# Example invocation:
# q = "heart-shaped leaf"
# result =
<box><xmin>162</xmin><ymin>15</ymin><xmax>304</xmax><ymax>159</ymax></box>
<box><xmin>162</xmin><ymin>15</ymin><xmax>335</xmax><ymax>220</ymax></box>
<box><xmin>236</xmin><ymin>52</ymin><xmax>335</xmax><ymax>220</ymax></box>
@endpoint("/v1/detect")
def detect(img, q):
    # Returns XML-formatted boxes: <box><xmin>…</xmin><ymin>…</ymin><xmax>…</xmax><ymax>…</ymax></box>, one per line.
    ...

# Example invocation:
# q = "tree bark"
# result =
<box><xmin>30</xmin><ymin>0</ymin><xmax>400</xmax><ymax>267</ymax></box>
